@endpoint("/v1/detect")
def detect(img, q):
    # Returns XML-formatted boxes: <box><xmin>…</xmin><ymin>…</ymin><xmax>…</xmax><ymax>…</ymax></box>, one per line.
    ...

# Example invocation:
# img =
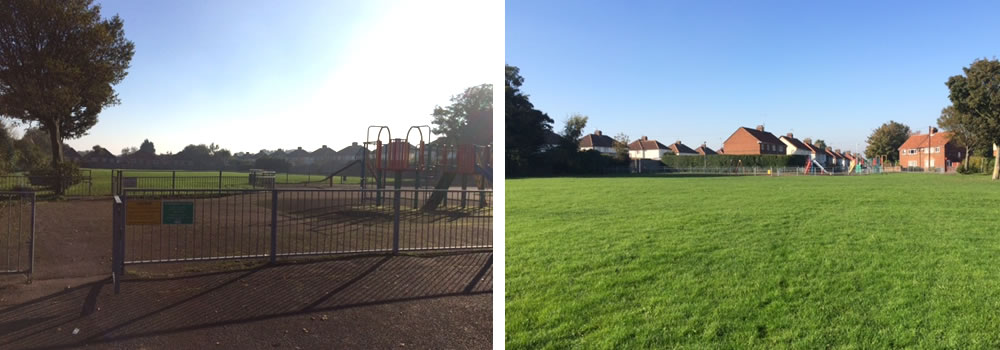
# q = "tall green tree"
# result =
<box><xmin>0</xmin><ymin>0</ymin><xmax>134</xmax><ymax>193</ymax></box>
<box><xmin>946</xmin><ymin>58</ymin><xmax>1000</xmax><ymax>180</ymax></box>
<box><xmin>560</xmin><ymin>114</ymin><xmax>588</xmax><ymax>152</ymax></box>
<box><xmin>865</xmin><ymin>121</ymin><xmax>911</xmax><ymax>163</ymax></box>
<box><xmin>139</xmin><ymin>139</ymin><xmax>156</xmax><ymax>154</ymax></box>
<box><xmin>613</xmin><ymin>133</ymin><xmax>630</xmax><ymax>162</ymax></box>
<box><xmin>431</xmin><ymin>83</ymin><xmax>492</xmax><ymax>145</ymax></box>
<box><xmin>505</xmin><ymin>64</ymin><xmax>553</xmax><ymax>176</ymax></box>
<box><xmin>814</xmin><ymin>139</ymin><xmax>828</xmax><ymax>150</ymax></box>
<box><xmin>938</xmin><ymin>105</ymin><xmax>986</xmax><ymax>170</ymax></box>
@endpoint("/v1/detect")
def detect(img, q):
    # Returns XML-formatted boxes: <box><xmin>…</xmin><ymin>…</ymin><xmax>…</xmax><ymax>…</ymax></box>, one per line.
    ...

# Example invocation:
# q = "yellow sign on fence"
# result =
<box><xmin>126</xmin><ymin>200</ymin><xmax>162</xmax><ymax>225</ymax></box>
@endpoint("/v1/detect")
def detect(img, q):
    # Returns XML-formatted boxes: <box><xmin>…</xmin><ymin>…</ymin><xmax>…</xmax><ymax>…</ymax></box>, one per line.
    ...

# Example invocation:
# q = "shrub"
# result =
<box><xmin>962</xmin><ymin>156</ymin><xmax>996</xmax><ymax>174</ymax></box>
<box><xmin>661</xmin><ymin>154</ymin><xmax>808</xmax><ymax>168</ymax></box>
<box><xmin>27</xmin><ymin>162</ymin><xmax>83</xmax><ymax>193</ymax></box>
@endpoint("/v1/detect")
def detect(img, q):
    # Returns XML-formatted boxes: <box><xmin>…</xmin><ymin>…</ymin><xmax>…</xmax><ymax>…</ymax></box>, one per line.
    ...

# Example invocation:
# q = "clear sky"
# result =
<box><xmin>506</xmin><ymin>0</ymin><xmax>1000</xmax><ymax>153</ymax></box>
<box><xmin>22</xmin><ymin>0</ymin><xmax>497</xmax><ymax>155</ymax></box>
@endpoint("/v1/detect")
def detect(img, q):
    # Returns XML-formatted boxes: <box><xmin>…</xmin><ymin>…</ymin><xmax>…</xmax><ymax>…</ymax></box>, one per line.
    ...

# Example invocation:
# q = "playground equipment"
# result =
<box><xmin>358</xmin><ymin>125</ymin><xmax>492</xmax><ymax>210</ymax></box>
<box><xmin>804</xmin><ymin>158</ymin><xmax>830</xmax><ymax>175</ymax></box>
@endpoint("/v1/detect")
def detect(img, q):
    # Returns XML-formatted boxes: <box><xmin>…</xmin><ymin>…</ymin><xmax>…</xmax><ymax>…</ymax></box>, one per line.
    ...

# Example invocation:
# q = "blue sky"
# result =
<box><xmin>18</xmin><ymin>0</ymin><xmax>498</xmax><ymax>154</ymax></box>
<box><xmin>505</xmin><ymin>0</ymin><xmax>1000</xmax><ymax>153</ymax></box>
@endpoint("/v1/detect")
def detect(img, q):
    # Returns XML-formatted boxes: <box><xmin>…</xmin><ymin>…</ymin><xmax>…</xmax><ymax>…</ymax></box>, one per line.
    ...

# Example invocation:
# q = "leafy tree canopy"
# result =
<box><xmin>946</xmin><ymin>58</ymin><xmax>1000</xmax><ymax>179</ymax></box>
<box><xmin>431</xmin><ymin>83</ymin><xmax>492</xmax><ymax>145</ymax></box>
<box><xmin>864</xmin><ymin>121</ymin><xmax>911</xmax><ymax>162</ymax></box>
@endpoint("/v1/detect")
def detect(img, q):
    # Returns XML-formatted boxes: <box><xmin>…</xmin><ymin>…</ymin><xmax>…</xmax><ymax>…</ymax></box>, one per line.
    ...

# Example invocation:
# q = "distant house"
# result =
<box><xmin>667</xmin><ymin>141</ymin><xmax>697</xmax><ymax>156</ymax></box>
<box><xmin>721</xmin><ymin>125</ymin><xmax>786</xmax><ymax>155</ymax></box>
<box><xmin>898</xmin><ymin>130</ymin><xmax>965</xmax><ymax>171</ymax></box>
<box><xmin>800</xmin><ymin>142</ymin><xmax>828</xmax><ymax>167</ymax></box>
<box><xmin>778</xmin><ymin>133</ymin><xmax>812</xmax><ymax>156</ymax></box>
<box><xmin>81</xmin><ymin>146</ymin><xmax>117</xmax><ymax>166</ymax></box>
<box><xmin>335</xmin><ymin>142</ymin><xmax>365</xmax><ymax>162</ymax></box>
<box><xmin>63</xmin><ymin>145</ymin><xmax>82</xmax><ymax>161</ymax></box>
<box><xmin>541</xmin><ymin>130</ymin><xmax>561</xmax><ymax>152</ymax></box>
<box><xmin>578</xmin><ymin>130</ymin><xmax>615</xmax><ymax>155</ymax></box>
<box><xmin>824</xmin><ymin>148</ymin><xmax>841</xmax><ymax>168</ymax></box>
<box><xmin>287</xmin><ymin>147</ymin><xmax>312</xmax><ymax>166</ymax></box>
<box><xmin>312</xmin><ymin>145</ymin><xmax>337</xmax><ymax>161</ymax></box>
<box><xmin>694</xmin><ymin>143</ymin><xmax>717</xmax><ymax>155</ymax></box>
<box><xmin>627</xmin><ymin>136</ymin><xmax>672</xmax><ymax>160</ymax></box>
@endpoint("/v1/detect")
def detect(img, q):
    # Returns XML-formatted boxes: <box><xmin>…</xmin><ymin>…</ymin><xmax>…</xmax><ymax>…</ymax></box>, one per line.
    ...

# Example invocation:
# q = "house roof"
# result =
<box><xmin>62</xmin><ymin>145</ymin><xmax>81</xmax><ymax>159</ymax></box>
<box><xmin>544</xmin><ymin>130</ymin><xmax>561</xmax><ymax>145</ymax></box>
<box><xmin>84</xmin><ymin>147</ymin><xmax>116</xmax><ymax>159</ymax></box>
<box><xmin>694</xmin><ymin>145</ymin><xmax>717</xmax><ymax>155</ymax></box>
<box><xmin>801</xmin><ymin>142</ymin><xmax>822</xmax><ymax>154</ymax></box>
<box><xmin>287</xmin><ymin>147</ymin><xmax>310</xmax><ymax>157</ymax></box>
<box><xmin>824</xmin><ymin>148</ymin><xmax>839</xmax><ymax>158</ymax></box>
<box><xmin>579</xmin><ymin>131</ymin><xmax>614</xmax><ymax>148</ymax></box>
<box><xmin>338</xmin><ymin>143</ymin><xmax>364</xmax><ymax>157</ymax></box>
<box><xmin>628</xmin><ymin>137</ymin><xmax>670</xmax><ymax>151</ymax></box>
<box><xmin>312</xmin><ymin>145</ymin><xmax>337</xmax><ymax>157</ymax></box>
<box><xmin>739</xmin><ymin>127</ymin><xmax>783</xmax><ymax>144</ymax></box>
<box><xmin>669</xmin><ymin>141</ymin><xmax>697</xmax><ymax>154</ymax></box>
<box><xmin>898</xmin><ymin>131</ymin><xmax>954</xmax><ymax>150</ymax></box>
<box><xmin>779</xmin><ymin>135</ymin><xmax>810</xmax><ymax>151</ymax></box>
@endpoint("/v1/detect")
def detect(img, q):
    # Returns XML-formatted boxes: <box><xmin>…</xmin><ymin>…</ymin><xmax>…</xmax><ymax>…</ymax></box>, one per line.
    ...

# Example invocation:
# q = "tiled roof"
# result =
<box><xmin>579</xmin><ymin>132</ymin><xmax>614</xmax><ymax>148</ymax></box>
<box><xmin>628</xmin><ymin>137</ymin><xmax>670</xmax><ymax>151</ymax></box>
<box><xmin>898</xmin><ymin>132</ymin><xmax>954</xmax><ymax>150</ymax></box>
<box><xmin>694</xmin><ymin>145</ymin><xmax>717</xmax><ymax>155</ymax></box>
<box><xmin>780</xmin><ymin>135</ymin><xmax>810</xmax><ymax>150</ymax></box>
<box><xmin>739</xmin><ymin>127</ymin><xmax>782</xmax><ymax>144</ymax></box>
<box><xmin>669</xmin><ymin>141</ymin><xmax>697</xmax><ymax>154</ymax></box>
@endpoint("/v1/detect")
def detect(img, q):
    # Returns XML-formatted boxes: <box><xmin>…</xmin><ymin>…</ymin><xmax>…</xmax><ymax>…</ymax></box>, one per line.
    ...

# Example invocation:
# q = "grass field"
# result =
<box><xmin>83</xmin><ymin>169</ymin><xmax>360</xmax><ymax>195</ymax></box>
<box><xmin>507</xmin><ymin>174</ymin><xmax>1000</xmax><ymax>349</ymax></box>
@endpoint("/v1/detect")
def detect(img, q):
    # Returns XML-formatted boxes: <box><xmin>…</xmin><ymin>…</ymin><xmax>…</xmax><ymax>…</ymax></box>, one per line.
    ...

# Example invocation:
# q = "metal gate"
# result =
<box><xmin>0</xmin><ymin>192</ymin><xmax>36</xmax><ymax>281</ymax></box>
<box><xmin>111</xmin><ymin>188</ymin><xmax>491</xmax><ymax>293</ymax></box>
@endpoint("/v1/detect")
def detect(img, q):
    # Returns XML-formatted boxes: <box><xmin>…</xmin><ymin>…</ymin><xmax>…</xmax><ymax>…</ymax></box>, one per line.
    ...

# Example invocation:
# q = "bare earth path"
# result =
<box><xmin>0</xmin><ymin>252</ymin><xmax>492</xmax><ymax>349</ymax></box>
<box><xmin>1</xmin><ymin>196</ymin><xmax>492</xmax><ymax>349</ymax></box>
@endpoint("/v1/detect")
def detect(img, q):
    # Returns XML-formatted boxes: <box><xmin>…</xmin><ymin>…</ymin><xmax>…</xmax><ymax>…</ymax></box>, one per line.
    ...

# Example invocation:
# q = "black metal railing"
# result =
<box><xmin>0</xmin><ymin>191</ymin><xmax>35</xmax><ymax>282</ymax></box>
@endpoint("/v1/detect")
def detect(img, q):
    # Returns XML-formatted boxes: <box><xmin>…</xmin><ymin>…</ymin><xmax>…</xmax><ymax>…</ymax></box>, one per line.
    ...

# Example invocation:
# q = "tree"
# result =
<box><xmin>120</xmin><ymin>146</ymin><xmax>137</xmax><ymax>156</ymax></box>
<box><xmin>505</xmin><ymin>65</ymin><xmax>553</xmax><ymax>176</ymax></box>
<box><xmin>560</xmin><ymin>114</ymin><xmax>588</xmax><ymax>152</ymax></box>
<box><xmin>946</xmin><ymin>58</ymin><xmax>1000</xmax><ymax>180</ymax></box>
<box><xmin>431</xmin><ymin>83</ymin><xmax>492</xmax><ymax>145</ymax></box>
<box><xmin>814</xmin><ymin>139</ymin><xmax>828</xmax><ymax>150</ymax></box>
<box><xmin>612</xmin><ymin>133</ymin><xmax>630</xmax><ymax>162</ymax></box>
<box><xmin>139</xmin><ymin>139</ymin><xmax>156</xmax><ymax>154</ymax></box>
<box><xmin>0</xmin><ymin>1</ymin><xmax>135</xmax><ymax>193</ymax></box>
<box><xmin>864</xmin><ymin>121</ymin><xmax>911</xmax><ymax>163</ymax></box>
<box><xmin>938</xmin><ymin>106</ymin><xmax>986</xmax><ymax>170</ymax></box>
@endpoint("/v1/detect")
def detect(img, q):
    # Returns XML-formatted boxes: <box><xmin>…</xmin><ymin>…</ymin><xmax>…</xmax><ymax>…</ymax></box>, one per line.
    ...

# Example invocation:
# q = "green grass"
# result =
<box><xmin>506</xmin><ymin>174</ymin><xmax>1000</xmax><ymax>349</ymax></box>
<box><xmin>0</xmin><ymin>169</ymin><xmax>361</xmax><ymax>196</ymax></box>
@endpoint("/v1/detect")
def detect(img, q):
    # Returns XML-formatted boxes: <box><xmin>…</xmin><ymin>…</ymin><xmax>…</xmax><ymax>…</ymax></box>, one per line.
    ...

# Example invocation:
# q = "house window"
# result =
<box><xmin>934</xmin><ymin>147</ymin><xmax>940</xmax><ymax>153</ymax></box>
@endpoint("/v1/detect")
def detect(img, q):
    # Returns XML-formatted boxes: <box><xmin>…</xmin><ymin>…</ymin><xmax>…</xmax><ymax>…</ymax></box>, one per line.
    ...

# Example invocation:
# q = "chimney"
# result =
<box><xmin>352</xmin><ymin>142</ymin><xmax>358</xmax><ymax>146</ymax></box>
<box><xmin>835</xmin><ymin>148</ymin><xmax>841</xmax><ymax>153</ymax></box>
<box><xmin>641</xmin><ymin>136</ymin><xmax>648</xmax><ymax>141</ymax></box>
<box><xmin>297</xmin><ymin>146</ymin><xmax>303</xmax><ymax>150</ymax></box>
<box><xmin>322</xmin><ymin>145</ymin><xmax>327</xmax><ymax>148</ymax></box>
<box><xmin>931</xmin><ymin>127</ymin><xmax>938</xmax><ymax>134</ymax></box>
<box><xmin>675</xmin><ymin>140</ymin><xmax>682</xmax><ymax>145</ymax></box>
<box><xmin>786</xmin><ymin>133</ymin><xmax>793</xmax><ymax>138</ymax></box>
<box><xmin>595</xmin><ymin>130</ymin><xmax>602</xmax><ymax>136</ymax></box>
<box><xmin>756</xmin><ymin>125</ymin><xmax>765</xmax><ymax>131</ymax></box>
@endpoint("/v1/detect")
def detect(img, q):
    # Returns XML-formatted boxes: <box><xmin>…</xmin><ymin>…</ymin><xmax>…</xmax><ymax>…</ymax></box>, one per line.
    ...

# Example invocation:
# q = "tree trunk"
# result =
<box><xmin>994</xmin><ymin>143</ymin><xmax>1000</xmax><ymax>180</ymax></box>
<box><xmin>46</xmin><ymin>122</ymin><xmax>65</xmax><ymax>194</ymax></box>
<box><xmin>965</xmin><ymin>148</ymin><xmax>972</xmax><ymax>172</ymax></box>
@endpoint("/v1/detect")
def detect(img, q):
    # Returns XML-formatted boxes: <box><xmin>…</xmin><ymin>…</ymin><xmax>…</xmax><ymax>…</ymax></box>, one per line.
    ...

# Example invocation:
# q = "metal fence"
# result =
<box><xmin>604</xmin><ymin>166</ymin><xmax>891</xmax><ymax>176</ymax></box>
<box><xmin>0</xmin><ymin>192</ymin><xmax>35</xmax><ymax>281</ymax></box>
<box><xmin>0</xmin><ymin>171</ymin><xmax>94</xmax><ymax>196</ymax></box>
<box><xmin>111</xmin><ymin>188</ymin><xmax>492</xmax><ymax>293</ymax></box>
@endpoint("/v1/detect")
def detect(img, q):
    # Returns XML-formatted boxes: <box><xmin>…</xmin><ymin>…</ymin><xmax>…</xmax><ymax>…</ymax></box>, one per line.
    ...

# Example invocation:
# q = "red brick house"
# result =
<box><xmin>721</xmin><ymin>126</ymin><xmax>786</xmax><ymax>155</ymax></box>
<box><xmin>898</xmin><ymin>130</ymin><xmax>965</xmax><ymax>171</ymax></box>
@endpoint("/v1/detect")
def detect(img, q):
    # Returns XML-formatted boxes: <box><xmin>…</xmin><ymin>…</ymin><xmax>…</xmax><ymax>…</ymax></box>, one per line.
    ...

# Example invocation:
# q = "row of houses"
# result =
<box><xmin>572</xmin><ymin>125</ymin><xmax>968</xmax><ymax>171</ymax></box>
<box><xmin>73</xmin><ymin>142</ymin><xmax>367</xmax><ymax>170</ymax></box>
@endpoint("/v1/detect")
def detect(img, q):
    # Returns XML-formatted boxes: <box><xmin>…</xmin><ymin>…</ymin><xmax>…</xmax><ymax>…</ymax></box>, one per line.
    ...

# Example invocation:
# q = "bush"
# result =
<box><xmin>28</xmin><ymin>162</ymin><xmax>83</xmax><ymax>193</ymax></box>
<box><xmin>962</xmin><ymin>156</ymin><xmax>996</xmax><ymax>174</ymax></box>
<box><xmin>661</xmin><ymin>154</ymin><xmax>808</xmax><ymax>168</ymax></box>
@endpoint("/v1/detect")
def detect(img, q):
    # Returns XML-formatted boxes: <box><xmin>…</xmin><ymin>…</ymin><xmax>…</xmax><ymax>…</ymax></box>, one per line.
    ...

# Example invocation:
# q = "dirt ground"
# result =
<box><xmin>0</xmin><ymin>196</ymin><xmax>493</xmax><ymax>349</ymax></box>
<box><xmin>0</xmin><ymin>252</ymin><xmax>492</xmax><ymax>349</ymax></box>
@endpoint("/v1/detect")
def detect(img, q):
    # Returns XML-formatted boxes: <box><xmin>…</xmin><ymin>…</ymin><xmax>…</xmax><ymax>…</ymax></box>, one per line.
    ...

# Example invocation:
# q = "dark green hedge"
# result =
<box><xmin>660</xmin><ymin>154</ymin><xmax>808</xmax><ymax>168</ymax></box>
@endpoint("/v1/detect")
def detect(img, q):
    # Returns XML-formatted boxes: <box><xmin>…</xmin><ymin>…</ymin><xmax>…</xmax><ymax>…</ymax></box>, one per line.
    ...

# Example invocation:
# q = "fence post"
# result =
<box><xmin>112</xmin><ymin>196</ymin><xmax>120</xmax><ymax>294</ymax></box>
<box><xmin>27</xmin><ymin>193</ymin><xmax>35</xmax><ymax>283</ymax></box>
<box><xmin>218</xmin><ymin>170</ymin><xmax>223</xmax><ymax>194</ymax></box>
<box><xmin>392</xmin><ymin>172</ymin><xmax>401</xmax><ymax>255</ymax></box>
<box><xmin>171</xmin><ymin>171</ymin><xmax>176</xmax><ymax>194</ymax></box>
<box><xmin>270</xmin><ymin>190</ymin><xmax>278</xmax><ymax>263</ymax></box>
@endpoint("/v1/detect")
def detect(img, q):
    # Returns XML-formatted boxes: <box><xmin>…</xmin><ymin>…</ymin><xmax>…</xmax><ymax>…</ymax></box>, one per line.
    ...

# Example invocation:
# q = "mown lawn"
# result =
<box><xmin>506</xmin><ymin>174</ymin><xmax>1000</xmax><ymax>349</ymax></box>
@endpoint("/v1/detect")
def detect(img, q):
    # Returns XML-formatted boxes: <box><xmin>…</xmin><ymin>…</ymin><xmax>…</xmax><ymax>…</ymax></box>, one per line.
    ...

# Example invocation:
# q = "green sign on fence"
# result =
<box><xmin>162</xmin><ymin>201</ymin><xmax>194</xmax><ymax>224</ymax></box>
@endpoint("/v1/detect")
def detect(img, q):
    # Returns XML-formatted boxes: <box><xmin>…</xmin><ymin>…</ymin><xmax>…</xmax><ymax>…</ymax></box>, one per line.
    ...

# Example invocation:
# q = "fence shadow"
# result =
<box><xmin>0</xmin><ymin>251</ymin><xmax>492</xmax><ymax>350</ymax></box>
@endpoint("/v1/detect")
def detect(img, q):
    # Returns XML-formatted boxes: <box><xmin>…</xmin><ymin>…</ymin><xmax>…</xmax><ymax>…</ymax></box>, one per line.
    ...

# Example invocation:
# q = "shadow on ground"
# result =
<box><xmin>0</xmin><ymin>252</ymin><xmax>492</xmax><ymax>349</ymax></box>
